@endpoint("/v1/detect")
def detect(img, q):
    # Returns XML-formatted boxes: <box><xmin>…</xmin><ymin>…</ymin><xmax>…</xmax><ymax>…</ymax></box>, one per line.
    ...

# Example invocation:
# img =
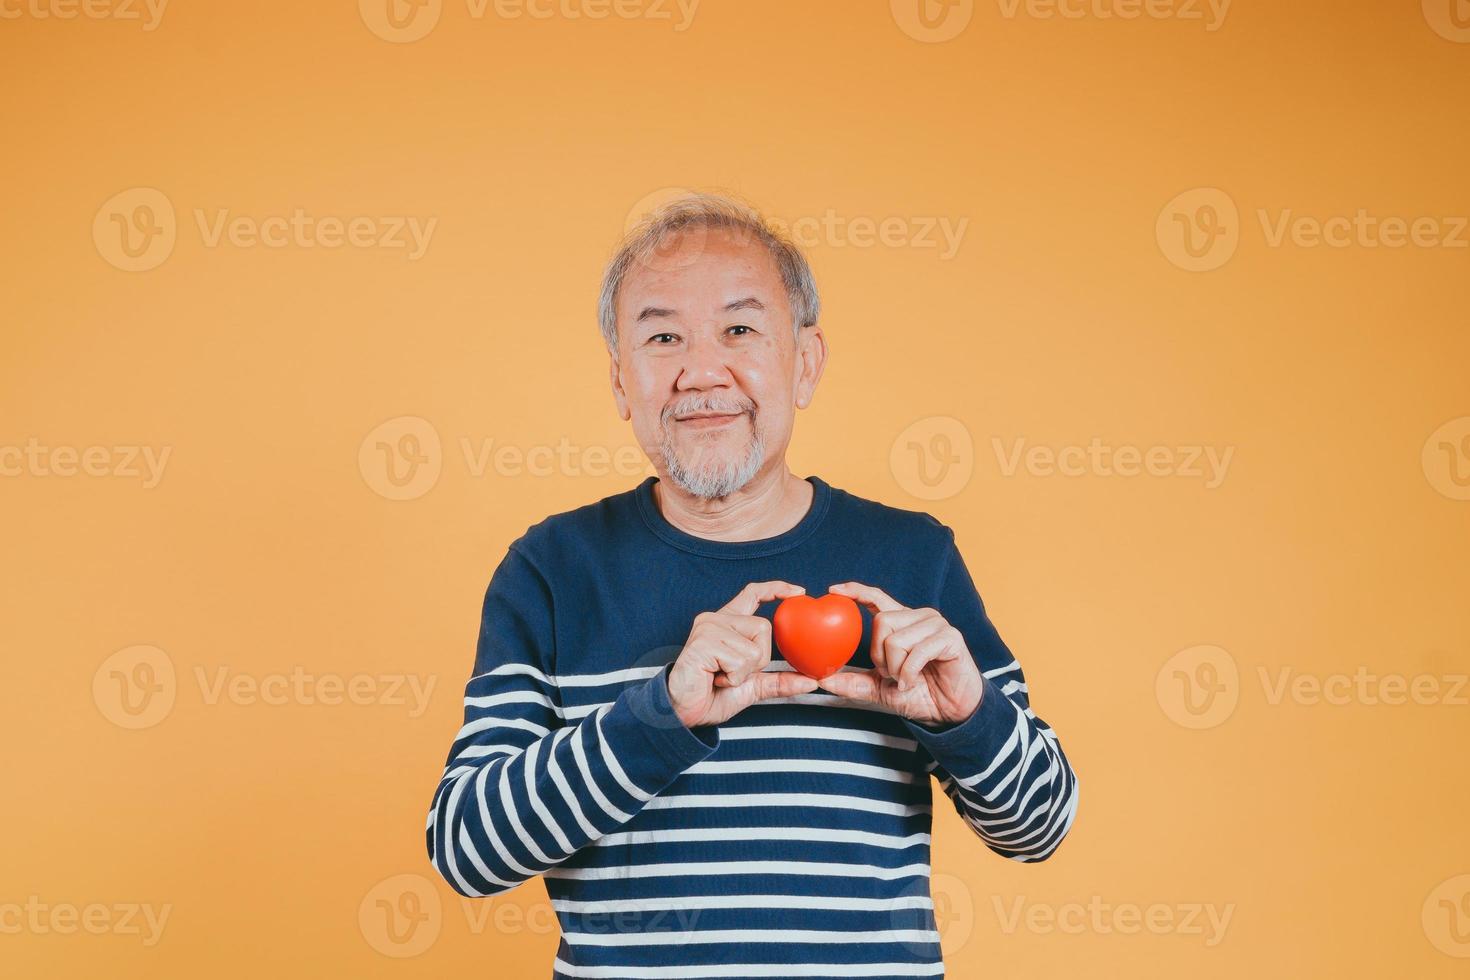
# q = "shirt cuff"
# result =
<box><xmin>598</xmin><ymin>662</ymin><xmax>719</xmax><ymax>791</ymax></box>
<box><xmin>900</xmin><ymin>674</ymin><xmax>1018</xmax><ymax>779</ymax></box>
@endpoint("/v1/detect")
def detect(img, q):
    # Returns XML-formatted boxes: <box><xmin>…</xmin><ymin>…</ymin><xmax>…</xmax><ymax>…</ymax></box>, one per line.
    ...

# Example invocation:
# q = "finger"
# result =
<box><xmin>814</xmin><ymin>668</ymin><xmax>884</xmax><ymax>704</ymax></box>
<box><xmin>884</xmin><ymin>620</ymin><xmax>943</xmax><ymax>688</ymax></box>
<box><xmin>715</xmin><ymin>634</ymin><xmax>762</xmax><ymax>686</ymax></box>
<box><xmin>721</xmin><ymin>580</ymin><xmax>807</xmax><ymax>617</ymax></box>
<box><xmin>753</xmin><ymin>670</ymin><xmax>819</xmax><ymax>702</ymax></box>
<box><xmin>897</xmin><ymin>634</ymin><xmax>950</xmax><ymax>690</ymax></box>
<box><xmin>826</xmin><ymin>581</ymin><xmax>906</xmax><ymax>615</ymax></box>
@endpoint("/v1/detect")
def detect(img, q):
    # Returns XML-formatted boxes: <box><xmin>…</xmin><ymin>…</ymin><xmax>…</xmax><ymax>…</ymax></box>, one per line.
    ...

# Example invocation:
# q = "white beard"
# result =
<box><xmin>659</xmin><ymin>414</ymin><xmax>765</xmax><ymax>501</ymax></box>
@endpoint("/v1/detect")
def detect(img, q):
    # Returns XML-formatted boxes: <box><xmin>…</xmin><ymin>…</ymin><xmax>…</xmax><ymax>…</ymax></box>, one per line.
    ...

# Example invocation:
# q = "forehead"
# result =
<box><xmin>618</xmin><ymin>226</ymin><xmax>786</xmax><ymax>312</ymax></box>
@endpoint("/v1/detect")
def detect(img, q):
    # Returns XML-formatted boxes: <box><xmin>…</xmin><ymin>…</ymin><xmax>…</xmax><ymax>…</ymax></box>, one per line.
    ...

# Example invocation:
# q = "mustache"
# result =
<box><xmin>663</xmin><ymin>398</ymin><xmax>756</xmax><ymax>423</ymax></box>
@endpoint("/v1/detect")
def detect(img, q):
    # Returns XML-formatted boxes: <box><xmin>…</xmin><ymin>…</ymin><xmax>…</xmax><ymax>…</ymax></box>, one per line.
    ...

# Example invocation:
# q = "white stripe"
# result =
<box><xmin>590</xmin><ymin>826</ymin><xmax>929</xmax><ymax>850</ymax></box>
<box><xmin>717</xmin><ymin>723</ymin><xmax>916</xmax><ymax>752</ymax></box>
<box><xmin>545</xmin><ymin>727</ymin><xmax>602</xmax><ymax>842</ymax></box>
<box><xmin>643</xmin><ymin>791</ymin><xmax>930</xmax><ymax>818</ymax></box>
<box><xmin>465</xmin><ymin>690</ymin><xmax>557</xmax><ymax>711</ymax></box>
<box><xmin>594</xmin><ymin>704</ymin><xmax>653</xmax><ymax>801</ymax></box>
<box><xmin>687</xmin><ymin>758</ymin><xmax>915</xmax><ymax>784</ymax></box>
<box><xmin>552</xmin><ymin>958</ymin><xmax>944</xmax><ymax>978</ymax></box>
<box><xmin>477</xmin><ymin>762</ymin><xmax>539</xmax><ymax>878</ymax></box>
<box><xmin>468</xmin><ymin>662</ymin><xmax>554</xmax><ymax>685</ymax></box>
<box><xmin>455</xmin><ymin>715</ymin><xmax>551</xmax><ymax>741</ymax></box>
<box><xmin>522</xmin><ymin>738</ymin><xmax>575</xmax><ymax>857</ymax></box>
<box><xmin>551</xmin><ymin>893</ymin><xmax>933</xmax><ymax>915</ymax></box>
<box><xmin>569</xmin><ymin>719</ymin><xmax>633</xmax><ymax>823</ymax></box>
<box><xmin>546</xmin><ymin>859</ymin><xmax>929</xmax><ymax>882</ymax></box>
<box><xmin>562</xmin><ymin>927</ymin><xmax>939</xmax><ymax>947</ymax></box>
<box><xmin>498</xmin><ymin>752</ymin><xmax>555</xmax><ymax>866</ymax></box>
<box><xmin>557</xmin><ymin>664</ymin><xmax>667</xmax><ymax>688</ymax></box>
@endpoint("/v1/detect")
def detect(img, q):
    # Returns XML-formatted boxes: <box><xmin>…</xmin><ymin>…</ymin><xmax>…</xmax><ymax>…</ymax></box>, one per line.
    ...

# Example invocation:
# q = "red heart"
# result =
<box><xmin>773</xmin><ymin>594</ymin><xmax>863</xmax><ymax>680</ymax></box>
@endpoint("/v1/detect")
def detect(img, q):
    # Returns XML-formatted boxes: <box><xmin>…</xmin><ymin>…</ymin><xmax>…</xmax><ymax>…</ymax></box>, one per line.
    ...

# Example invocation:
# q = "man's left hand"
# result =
<box><xmin>814</xmin><ymin>582</ymin><xmax>984</xmax><ymax>727</ymax></box>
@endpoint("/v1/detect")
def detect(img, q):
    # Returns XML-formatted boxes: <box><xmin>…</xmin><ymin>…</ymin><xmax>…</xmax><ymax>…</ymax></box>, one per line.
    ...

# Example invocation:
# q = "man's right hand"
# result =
<box><xmin>667</xmin><ymin>580</ymin><xmax>820</xmax><ymax>729</ymax></box>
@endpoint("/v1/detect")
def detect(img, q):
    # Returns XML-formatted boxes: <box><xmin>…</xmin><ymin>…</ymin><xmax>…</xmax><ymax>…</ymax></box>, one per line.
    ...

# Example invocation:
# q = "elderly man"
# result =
<box><xmin>425</xmin><ymin>193</ymin><xmax>1079</xmax><ymax>978</ymax></box>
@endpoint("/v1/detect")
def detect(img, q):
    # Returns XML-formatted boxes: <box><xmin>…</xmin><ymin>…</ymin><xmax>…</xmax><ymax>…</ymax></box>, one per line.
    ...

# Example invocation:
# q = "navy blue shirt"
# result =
<box><xmin>427</xmin><ymin>474</ymin><xmax>1079</xmax><ymax>978</ymax></box>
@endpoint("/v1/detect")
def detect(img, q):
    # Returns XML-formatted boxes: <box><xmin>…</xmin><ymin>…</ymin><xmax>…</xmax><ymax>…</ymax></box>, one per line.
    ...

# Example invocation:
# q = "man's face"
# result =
<box><xmin>609</xmin><ymin>226</ymin><xmax>824</xmax><ymax>501</ymax></box>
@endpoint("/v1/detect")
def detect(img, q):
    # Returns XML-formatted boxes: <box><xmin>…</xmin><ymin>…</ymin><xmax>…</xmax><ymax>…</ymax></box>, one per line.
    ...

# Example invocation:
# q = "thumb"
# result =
<box><xmin>753</xmin><ymin>670</ymin><xmax>819</xmax><ymax>702</ymax></box>
<box><xmin>815</xmin><ymin>669</ymin><xmax>883</xmax><ymax>703</ymax></box>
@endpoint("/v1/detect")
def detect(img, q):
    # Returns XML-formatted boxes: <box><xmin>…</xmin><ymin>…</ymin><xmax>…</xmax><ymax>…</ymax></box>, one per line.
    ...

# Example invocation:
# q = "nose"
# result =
<box><xmin>674</xmin><ymin>328</ymin><xmax>736</xmax><ymax>394</ymax></box>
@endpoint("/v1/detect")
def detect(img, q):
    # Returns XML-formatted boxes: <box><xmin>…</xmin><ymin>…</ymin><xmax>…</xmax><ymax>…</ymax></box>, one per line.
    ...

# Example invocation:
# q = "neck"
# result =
<box><xmin>652</xmin><ymin>463</ymin><xmax>813</xmax><ymax>542</ymax></box>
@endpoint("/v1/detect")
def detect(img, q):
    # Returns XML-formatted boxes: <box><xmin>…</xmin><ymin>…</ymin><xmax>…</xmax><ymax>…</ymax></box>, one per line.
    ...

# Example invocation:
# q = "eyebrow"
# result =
<box><xmin>636</xmin><ymin>296</ymin><xmax>766</xmax><ymax>323</ymax></box>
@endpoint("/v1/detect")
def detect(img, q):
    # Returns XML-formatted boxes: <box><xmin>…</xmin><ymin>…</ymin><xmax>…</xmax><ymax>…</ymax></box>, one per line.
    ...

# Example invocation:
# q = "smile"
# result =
<box><xmin>676</xmin><ymin>413</ymin><xmax>743</xmax><ymax>429</ymax></box>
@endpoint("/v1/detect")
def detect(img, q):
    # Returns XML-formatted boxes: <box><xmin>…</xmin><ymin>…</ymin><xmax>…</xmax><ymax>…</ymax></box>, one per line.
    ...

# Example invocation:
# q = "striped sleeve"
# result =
<box><xmin>426</xmin><ymin>543</ymin><xmax>719</xmax><ymax>898</ymax></box>
<box><xmin>902</xmin><ymin>530</ymin><xmax>1080</xmax><ymax>863</ymax></box>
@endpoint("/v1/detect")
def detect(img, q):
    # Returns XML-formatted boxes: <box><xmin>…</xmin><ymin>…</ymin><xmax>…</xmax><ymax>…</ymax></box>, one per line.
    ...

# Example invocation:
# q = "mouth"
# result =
<box><xmin>675</xmin><ymin>412</ymin><xmax>744</xmax><ymax>429</ymax></box>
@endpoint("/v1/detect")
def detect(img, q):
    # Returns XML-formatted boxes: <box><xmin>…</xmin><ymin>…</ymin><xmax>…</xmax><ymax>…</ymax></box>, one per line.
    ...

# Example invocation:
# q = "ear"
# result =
<box><xmin>609</xmin><ymin>352</ymin><xmax>631</xmax><ymax>421</ymax></box>
<box><xmin>793</xmin><ymin>325</ymin><xmax>827</xmax><ymax>410</ymax></box>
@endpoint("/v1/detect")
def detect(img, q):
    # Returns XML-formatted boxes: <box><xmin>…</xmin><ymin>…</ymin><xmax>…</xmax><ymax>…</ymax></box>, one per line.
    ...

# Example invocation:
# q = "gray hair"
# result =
<box><xmin>597</xmin><ymin>192</ymin><xmax>821</xmax><ymax>359</ymax></box>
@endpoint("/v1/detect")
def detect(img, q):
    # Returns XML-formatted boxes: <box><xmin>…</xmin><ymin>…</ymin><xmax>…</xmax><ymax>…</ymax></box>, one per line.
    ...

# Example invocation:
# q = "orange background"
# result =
<box><xmin>3</xmin><ymin>0</ymin><xmax>1468</xmax><ymax>976</ymax></box>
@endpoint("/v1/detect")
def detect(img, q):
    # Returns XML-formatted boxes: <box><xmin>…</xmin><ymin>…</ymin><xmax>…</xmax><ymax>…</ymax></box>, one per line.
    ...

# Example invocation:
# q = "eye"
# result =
<box><xmin>728</xmin><ymin>324</ymin><xmax>754</xmax><ymax>336</ymax></box>
<box><xmin>649</xmin><ymin>333</ymin><xmax>679</xmax><ymax>344</ymax></box>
